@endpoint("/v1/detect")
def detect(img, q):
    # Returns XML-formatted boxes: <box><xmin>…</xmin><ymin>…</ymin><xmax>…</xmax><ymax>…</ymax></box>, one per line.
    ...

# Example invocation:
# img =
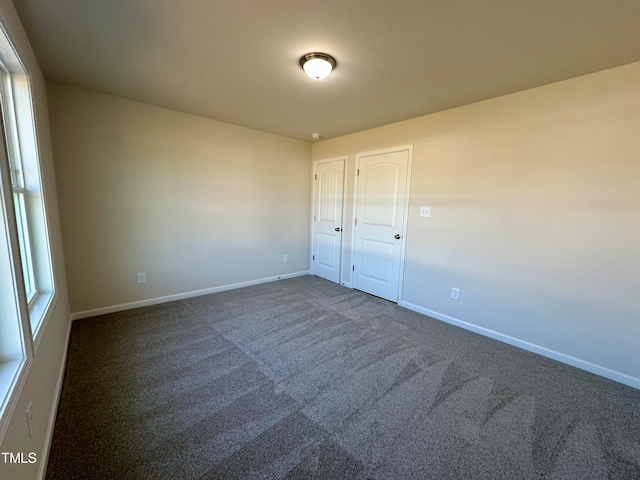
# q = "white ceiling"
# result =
<box><xmin>12</xmin><ymin>0</ymin><xmax>640</xmax><ymax>142</ymax></box>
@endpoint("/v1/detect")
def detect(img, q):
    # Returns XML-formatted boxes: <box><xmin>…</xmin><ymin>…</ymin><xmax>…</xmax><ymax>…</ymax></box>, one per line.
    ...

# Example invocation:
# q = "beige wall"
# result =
<box><xmin>0</xmin><ymin>1</ymin><xmax>71</xmax><ymax>479</ymax></box>
<box><xmin>313</xmin><ymin>62</ymin><xmax>640</xmax><ymax>386</ymax></box>
<box><xmin>47</xmin><ymin>83</ymin><xmax>311</xmax><ymax>314</ymax></box>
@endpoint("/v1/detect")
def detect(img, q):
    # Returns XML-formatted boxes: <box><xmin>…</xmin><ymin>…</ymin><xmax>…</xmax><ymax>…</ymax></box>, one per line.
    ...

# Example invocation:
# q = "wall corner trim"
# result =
<box><xmin>399</xmin><ymin>300</ymin><xmax>640</xmax><ymax>391</ymax></box>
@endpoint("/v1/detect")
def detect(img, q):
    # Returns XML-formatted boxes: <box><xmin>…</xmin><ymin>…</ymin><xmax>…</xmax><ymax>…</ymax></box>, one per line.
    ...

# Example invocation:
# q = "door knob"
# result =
<box><xmin>335</xmin><ymin>227</ymin><xmax>342</xmax><ymax>232</ymax></box>
<box><xmin>395</xmin><ymin>234</ymin><xmax>401</xmax><ymax>239</ymax></box>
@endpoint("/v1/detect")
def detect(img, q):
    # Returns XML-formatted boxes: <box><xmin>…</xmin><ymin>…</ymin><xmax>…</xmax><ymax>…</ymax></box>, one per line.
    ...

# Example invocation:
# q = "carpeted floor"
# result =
<box><xmin>46</xmin><ymin>275</ymin><xmax>640</xmax><ymax>479</ymax></box>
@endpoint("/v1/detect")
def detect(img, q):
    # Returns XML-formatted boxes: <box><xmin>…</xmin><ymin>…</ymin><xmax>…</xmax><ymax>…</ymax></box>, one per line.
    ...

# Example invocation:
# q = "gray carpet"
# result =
<box><xmin>46</xmin><ymin>276</ymin><xmax>640</xmax><ymax>479</ymax></box>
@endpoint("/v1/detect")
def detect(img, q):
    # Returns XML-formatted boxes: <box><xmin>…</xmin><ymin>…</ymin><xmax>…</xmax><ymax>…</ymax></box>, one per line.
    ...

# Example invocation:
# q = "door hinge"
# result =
<box><xmin>357</xmin><ymin>169</ymin><xmax>359</xmax><ymax>176</ymax></box>
<box><xmin>314</xmin><ymin>174</ymin><xmax>317</xmax><ymax>180</ymax></box>
<box><xmin>314</xmin><ymin>214</ymin><xmax>316</xmax><ymax>221</ymax></box>
<box><xmin>355</xmin><ymin>218</ymin><xmax>357</xmax><ymax>225</ymax></box>
<box><xmin>313</xmin><ymin>255</ymin><xmax>315</xmax><ymax>260</ymax></box>
<box><xmin>352</xmin><ymin>265</ymin><xmax>355</xmax><ymax>271</ymax></box>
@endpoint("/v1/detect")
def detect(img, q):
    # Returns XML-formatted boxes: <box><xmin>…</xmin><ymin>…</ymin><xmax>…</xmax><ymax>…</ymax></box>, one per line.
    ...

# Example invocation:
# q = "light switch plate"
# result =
<box><xmin>420</xmin><ymin>206</ymin><xmax>431</xmax><ymax>217</ymax></box>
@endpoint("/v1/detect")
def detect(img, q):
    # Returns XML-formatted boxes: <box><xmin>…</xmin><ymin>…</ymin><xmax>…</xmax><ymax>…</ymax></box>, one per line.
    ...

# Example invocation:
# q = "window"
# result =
<box><xmin>2</xmin><ymin>85</ymin><xmax>36</xmax><ymax>301</ymax></box>
<box><xmin>0</xmin><ymin>23</ymin><xmax>55</xmax><ymax>442</ymax></box>
<box><xmin>0</xmin><ymin>109</ymin><xmax>30</xmax><ymax>443</ymax></box>
<box><xmin>0</xmin><ymin>63</ymin><xmax>54</xmax><ymax>340</ymax></box>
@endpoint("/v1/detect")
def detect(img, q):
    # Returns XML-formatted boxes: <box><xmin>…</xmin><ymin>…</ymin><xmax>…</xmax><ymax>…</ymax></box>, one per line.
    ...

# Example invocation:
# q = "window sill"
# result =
<box><xmin>29</xmin><ymin>289</ymin><xmax>56</xmax><ymax>352</ymax></box>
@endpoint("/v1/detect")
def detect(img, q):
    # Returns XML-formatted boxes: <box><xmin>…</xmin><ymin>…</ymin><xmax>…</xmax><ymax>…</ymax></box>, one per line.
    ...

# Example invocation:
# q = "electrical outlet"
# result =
<box><xmin>420</xmin><ymin>206</ymin><xmax>431</xmax><ymax>217</ymax></box>
<box><xmin>26</xmin><ymin>402</ymin><xmax>33</xmax><ymax>439</ymax></box>
<box><xmin>283</xmin><ymin>254</ymin><xmax>288</xmax><ymax>263</ymax></box>
<box><xmin>137</xmin><ymin>272</ymin><xmax>146</xmax><ymax>284</ymax></box>
<box><xmin>451</xmin><ymin>287</ymin><xmax>460</xmax><ymax>300</ymax></box>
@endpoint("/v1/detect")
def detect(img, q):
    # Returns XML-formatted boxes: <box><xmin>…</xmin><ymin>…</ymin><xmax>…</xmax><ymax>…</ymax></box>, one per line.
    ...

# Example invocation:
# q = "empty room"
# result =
<box><xmin>0</xmin><ymin>1</ymin><xmax>639</xmax><ymax>479</ymax></box>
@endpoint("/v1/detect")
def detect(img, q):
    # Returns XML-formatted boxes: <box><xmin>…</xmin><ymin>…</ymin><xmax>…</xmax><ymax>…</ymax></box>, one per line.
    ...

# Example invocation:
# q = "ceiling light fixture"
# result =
<box><xmin>300</xmin><ymin>53</ymin><xmax>336</xmax><ymax>80</ymax></box>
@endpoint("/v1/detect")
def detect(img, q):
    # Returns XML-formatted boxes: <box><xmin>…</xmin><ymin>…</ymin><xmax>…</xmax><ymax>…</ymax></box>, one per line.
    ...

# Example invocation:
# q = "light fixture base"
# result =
<box><xmin>300</xmin><ymin>52</ymin><xmax>336</xmax><ymax>80</ymax></box>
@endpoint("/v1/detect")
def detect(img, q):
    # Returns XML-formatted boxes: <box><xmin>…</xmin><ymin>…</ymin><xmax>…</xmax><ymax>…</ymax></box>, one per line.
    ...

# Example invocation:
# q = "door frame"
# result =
<box><xmin>349</xmin><ymin>145</ymin><xmax>413</xmax><ymax>302</ymax></box>
<box><xmin>310</xmin><ymin>156</ymin><xmax>348</xmax><ymax>284</ymax></box>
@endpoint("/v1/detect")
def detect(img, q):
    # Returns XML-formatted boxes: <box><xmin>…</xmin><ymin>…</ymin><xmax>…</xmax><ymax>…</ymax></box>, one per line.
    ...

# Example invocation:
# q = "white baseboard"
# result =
<box><xmin>399</xmin><ymin>300</ymin><xmax>640</xmax><ymax>391</ymax></box>
<box><xmin>38</xmin><ymin>314</ymin><xmax>73</xmax><ymax>480</ymax></box>
<box><xmin>70</xmin><ymin>271</ymin><xmax>310</xmax><ymax>321</ymax></box>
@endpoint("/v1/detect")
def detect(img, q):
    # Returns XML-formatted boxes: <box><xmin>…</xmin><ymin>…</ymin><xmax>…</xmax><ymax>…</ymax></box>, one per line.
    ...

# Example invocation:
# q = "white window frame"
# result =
<box><xmin>0</xmin><ymin>23</ymin><xmax>55</xmax><ymax>442</ymax></box>
<box><xmin>0</xmin><ymin>112</ymin><xmax>32</xmax><ymax>444</ymax></box>
<box><xmin>0</xmin><ymin>63</ymin><xmax>55</xmax><ymax>342</ymax></box>
<box><xmin>3</xmin><ymin>73</ymin><xmax>37</xmax><ymax>301</ymax></box>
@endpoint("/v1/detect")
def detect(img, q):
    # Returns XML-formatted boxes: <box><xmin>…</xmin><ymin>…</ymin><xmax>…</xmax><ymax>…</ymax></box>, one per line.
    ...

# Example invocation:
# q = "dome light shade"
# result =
<box><xmin>300</xmin><ymin>53</ymin><xmax>336</xmax><ymax>80</ymax></box>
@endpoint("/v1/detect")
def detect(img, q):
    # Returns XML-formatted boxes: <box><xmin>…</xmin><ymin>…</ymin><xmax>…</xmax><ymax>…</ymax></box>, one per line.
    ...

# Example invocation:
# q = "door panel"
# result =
<box><xmin>360</xmin><ymin>238</ymin><xmax>394</xmax><ymax>282</ymax></box>
<box><xmin>312</xmin><ymin>158</ymin><xmax>345</xmax><ymax>283</ymax></box>
<box><xmin>353</xmin><ymin>149</ymin><xmax>410</xmax><ymax>302</ymax></box>
<box><xmin>318</xmin><ymin>170</ymin><xmax>341</xmax><ymax>221</ymax></box>
<box><xmin>363</xmin><ymin>165</ymin><xmax>399</xmax><ymax>226</ymax></box>
<box><xmin>317</xmin><ymin>232</ymin><xmax>338</xmax><ymax>268</ymax></box>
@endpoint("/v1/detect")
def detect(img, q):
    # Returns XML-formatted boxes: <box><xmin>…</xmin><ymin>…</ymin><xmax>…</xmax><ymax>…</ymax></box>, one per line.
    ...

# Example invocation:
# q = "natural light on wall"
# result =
<box><xmin>0</xmin><ymin>23</ymin><xmax>55</xmax><ymax>441</ymax></box>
